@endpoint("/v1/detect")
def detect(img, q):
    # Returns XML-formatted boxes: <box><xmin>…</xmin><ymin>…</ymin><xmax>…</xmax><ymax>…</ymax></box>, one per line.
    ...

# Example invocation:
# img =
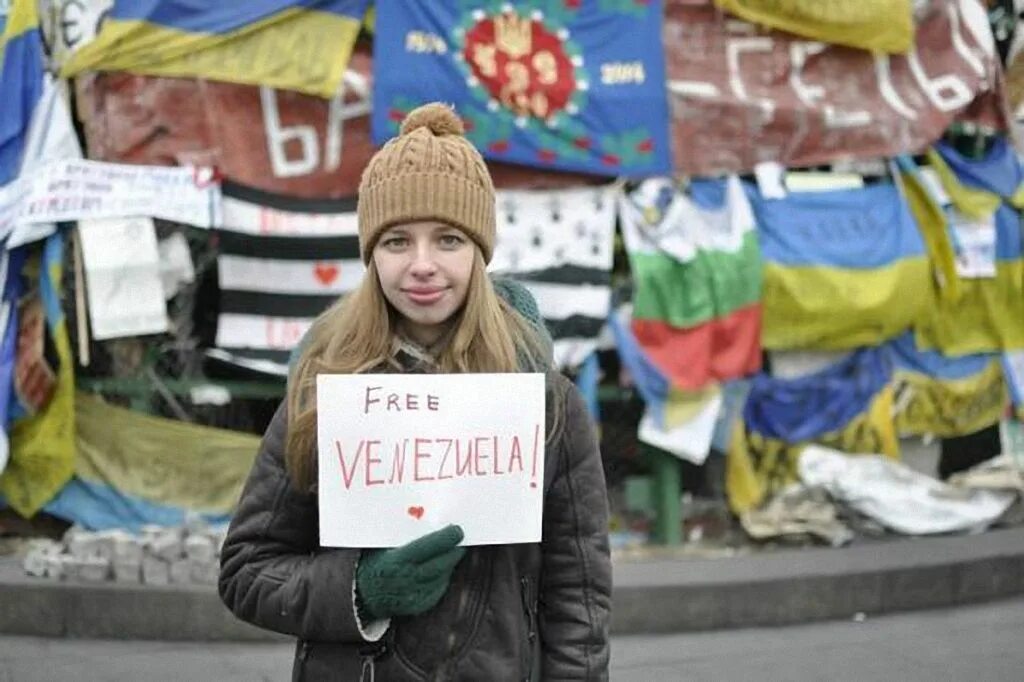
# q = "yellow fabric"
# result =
<box><xmin>925</xmin><ymin>149</ymin><xmax>1004</xmax><ymax>220</ymax></box>
<box><xmin>762</xmin><ymin>258</ymin><xmax>932</xmax><ymax>350</ymax></box>
<box><xmin>0</xmin><ymin>0</ymin><xmax>38</xmax><ymax>47</ymax></box>
<box><xmin>1</xmin><ymin>247</ymin><xmax>76</xmax><ymax>518</ymax></box>
<box><xmin>893</xmin><ymin>361</ymin><xmax>1007</xmax><ymax>438</ymax></box>
<box><xmin>915</xmin><ymin>260</ymin><xmax>1024</xmax><ymax>354</ymax></box>
<box><xmin>59</xmin><ymin>10</ymin><xmax>361</xmax><ymax>99</ymax></box>
<box><xmin>898</xmin><ymin>169</ymin><xmax>961</xmax><ymax>302</ymax></box>
<box><xmin>726</xmin><ymin>387</ymin><xmax>899</xmax><ymax>514</ymax></box>
<box><xmin>74</xmin><ymin>393</ymin><xmax>261</xmax><ymax>514</ymax></box>
<box><xmin>712</xmin><ymin>0</ymin><xmax>914</xmax><ymax>54</ymax></box>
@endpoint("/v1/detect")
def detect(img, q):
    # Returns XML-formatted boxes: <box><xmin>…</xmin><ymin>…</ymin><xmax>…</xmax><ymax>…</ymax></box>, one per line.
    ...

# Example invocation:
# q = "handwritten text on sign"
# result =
<box><xmin>317</xmin><ymin>373</ymin><xmax>546</xmax><ymax>548</ymax></box>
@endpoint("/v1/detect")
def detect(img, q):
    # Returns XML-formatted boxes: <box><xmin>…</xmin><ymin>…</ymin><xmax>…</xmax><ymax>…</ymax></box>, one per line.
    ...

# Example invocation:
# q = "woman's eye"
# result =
<box><xmin>439</xmin><ymin>234</ymin><xmax>465</xmax><ymax>248</ymax></box>
<box><xmin>382</xmin><ymin>237</ymin><xmax>408</xmax><ymax>249</ymax></box>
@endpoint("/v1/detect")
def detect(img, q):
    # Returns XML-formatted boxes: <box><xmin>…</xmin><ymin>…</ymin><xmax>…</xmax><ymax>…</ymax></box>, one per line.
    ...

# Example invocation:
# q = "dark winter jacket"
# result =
<box><xmin>218</xmin><ymin>370</ymin><xmax>611</xmax><ymax>681</ymax></box>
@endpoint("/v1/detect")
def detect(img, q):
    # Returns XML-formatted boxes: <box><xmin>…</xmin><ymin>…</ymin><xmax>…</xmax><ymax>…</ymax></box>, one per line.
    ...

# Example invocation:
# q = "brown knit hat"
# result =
<box><xmin>357</xmin><ymin>102</ymin><xmax>496</xmax><ymax>264</ymax></box>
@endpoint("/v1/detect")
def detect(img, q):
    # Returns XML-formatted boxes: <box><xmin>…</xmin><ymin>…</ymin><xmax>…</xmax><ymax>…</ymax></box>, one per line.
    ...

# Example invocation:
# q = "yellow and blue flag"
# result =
<box><xmin>726</xmin><ymin>348</ymin><xmax>900</xmax><ymax>513</ymax></box>
<box><xmin>748</xmin><ymin>181</ymin><xmax>932</xmax><ymax>350</ymax></box>
<box><xmin>888</xmin><ymin>332</ymin><xmax>1006</xmax><ymax>438</ymax></box>
<box><xmin>61</xmin><ymin>0</ymin><xmax>371</xmax><ymax>99</ymax></box>
<box><xmin>0</xmin><ymin>0</ymin><xmax>45</xmax><ymax>186</ymax></box>
<box><xmin>914</xmin><ymin>138</ymin><xmax>1024</xmax><ymax>354</ymax></box>
<box><xmin>1</xmin><ymin>233</ymin><xmax>76</xmax><ymax>518</ymax></box>
<box><xmin>42</xmin><ymin>393</ymin><xmax>260</xmax><ymax>531</ymax></box>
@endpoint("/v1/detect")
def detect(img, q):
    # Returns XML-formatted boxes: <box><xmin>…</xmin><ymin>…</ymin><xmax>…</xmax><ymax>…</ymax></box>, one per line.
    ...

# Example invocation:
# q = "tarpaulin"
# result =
<box><xmin>712</xmin><ymin>0</ymin><xmax>914</xmax><ymax>53</ymax></box>
<box><xmin>489</xmin><ymin>185</ymin><xmax>617</xmax><ymax>369</ymax></box>
<box><xmin>800</xmin><ymin>445</ymin><xmax>1014</xmax><ymax>535</ymax></box>
<box><xmin>60</xmin><ymin>0</ymin><xmax>370</xmax><ymax>99</ymax></box>
<box><xmin>888</xmin><ymin>331</ymin><xmax>1006</xmax><ymax>438</ymax></box>
<box><xmin>726</xmin><ymin>348</ymin><xmax>899</xmax><ymax>513</ymax></box>
<box><xmin>42</xmin><ymin>392</ymin><xmax>260</xmax><ymax>531</ymax></box>
<box><xmin>749</xmin><ymin>180</ymin><xmax>932</xmax><ymax>350</ymax></box>
<box><xmin>75</xmin><ymin>59</ymin><xmax>601</xmax><ymax>200</ymax></box>
<box><xmin>0</xmin><ymin>0</ymin><xmax>44</xmax><ymax>186</ymax></box>
<box><xmin>1</xmin><ymin>232</ymin><xmax>75</xmax><ymax>517</ymax></box>
<box><xmin>666</xmin><ymin>0</ymin><xmax>1007</xmax><ymax>176</ymax></box>
<box><xmin>619</xmin><ymin>176</ymin><xmax>762</xmax><ymax>390</ymax></box>
<box><xmin>372</xmin><ymin>0</ymin><xmax>672</xmax><ymax>177</ymax></box>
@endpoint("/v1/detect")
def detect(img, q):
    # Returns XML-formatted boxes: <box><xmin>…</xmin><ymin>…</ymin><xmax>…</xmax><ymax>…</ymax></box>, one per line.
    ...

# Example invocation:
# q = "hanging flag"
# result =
<box><xmin>666</xmin><ymin>0</ymin><xmax>1007</xmax><ymax>176</ymax></box>
<box><xmin>915</xmin><ymin>139</ymin><xmax>1024</xmax><ymax>354</ymax></box>
<box><xmin>0</xmin><ymin>0</ymin><xmax>45</xmax><ymax>186</ymax></box>
<box><xmin>59</xmin><ymin>0</ymin><xmax>371</xmax><ymax>99</ymax></box>
<box><xmin>489</xmin><ymin>185</ymin><xmax>616</xmax><ymax>370</ymax></box>
<box><xmin>712</xmin><ymin>0</ymin><xmax>914</xmax><ymax>53</ymax></box>
<box><xmin>749</xmin><ymin>180</ymin><xmax>932</xmax><ymax>350</ymax></box>
<box><xmin>372</xmin><ymin>0</ymin><xmax>671</xmax><ymax>177</ymax></box>
<box><xmin>1</xmin><ymin>232</ymin><xmax>76</xmax><ymax>518</ymax></box>
<box><xmin>607</xmin><ymin>307</ymin><xmax>722</xmax><ymax>466</ymax></box>
<box><xmin>888</xmin><ymin>331</ymin><xmax>1006</xmax><ymax>438</ymax></box>
<box><xmin>726</xmin><ymin>348</ymin><xmax>900</xmax><ymax>513</ymax></box>
<box><xmin>619</xmin><ymin>175</ymin><xmax>762</xmax><ymax>391</ymax></box>
<box><xmin>213</xmin><ymin>181</ymin><xmax>361</xmax><ymax>377</ymax></box>
<box><xmin>42</xmin><ymin>393</ymin><xmax>260</xmax><ymax>531</ymax></box>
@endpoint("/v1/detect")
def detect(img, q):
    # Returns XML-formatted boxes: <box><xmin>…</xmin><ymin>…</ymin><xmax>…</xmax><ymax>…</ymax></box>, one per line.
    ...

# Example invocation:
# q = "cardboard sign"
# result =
<box><xmin>317</xmin><ymin>373</ymin><xmax>545</xmax><ymax>548</ymax></box>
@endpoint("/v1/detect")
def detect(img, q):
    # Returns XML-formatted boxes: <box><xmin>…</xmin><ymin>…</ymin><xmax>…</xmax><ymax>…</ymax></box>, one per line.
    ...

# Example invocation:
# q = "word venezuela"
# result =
<box><xmin>331</xmin><ymin>385</ymin><xmax>543</xmax><ymax>490</ymax></box>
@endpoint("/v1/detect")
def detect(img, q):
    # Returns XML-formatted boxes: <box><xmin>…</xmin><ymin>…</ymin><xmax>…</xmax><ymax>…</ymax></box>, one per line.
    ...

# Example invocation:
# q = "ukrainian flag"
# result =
<box><xmin>749</xmin><ymin>181</ymin><xmax>932</xmax><ymax>350</ymax></box>
<box><xmin>0</xmin><ymin>0</ymin><xmax>44</xmax><ymax>185</ymax></box>
<box><xmin>913</xmin><ymin>139</ymin><xmax>1024</xmax><ymax>355</ymax></box>
<box><xmin>887</xmin><ymin>332</ymin><xmax>1006</xmax><ymax>438</ymax></box>
<box><xmin>726</xmin><ymin>348</ymin><xmax>900</xmax><ymax>513</ymax></box>
<box><xmin>61</xmin><ymin>0</ymin><xmax>370</xmax><ymax>98</ymax></box>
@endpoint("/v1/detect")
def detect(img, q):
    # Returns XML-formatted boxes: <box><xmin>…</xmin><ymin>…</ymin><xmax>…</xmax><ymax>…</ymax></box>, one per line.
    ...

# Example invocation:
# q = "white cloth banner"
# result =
<box><xmin>799</xmin><ymin>445</ymin><xmax>1015</xmax><ymax>535</ymax></box>
<box><xmin>637</xmin><ymin>391</ymin><xmax>722</xmax><ymax>465</ymax></box>
<box><xmin>317</xmin><ymin>373</ymin><xmax>546</xmax><ymax>548</ymax></box>
<box><xmin>0</xmin><ymin>159</ymin><xmax>219</xmax><ymax>238</ymax></box>
<box><xmin>78</xmin><ymin>217</ymin><xmax>169</xmax><ymax>340</ymax></box>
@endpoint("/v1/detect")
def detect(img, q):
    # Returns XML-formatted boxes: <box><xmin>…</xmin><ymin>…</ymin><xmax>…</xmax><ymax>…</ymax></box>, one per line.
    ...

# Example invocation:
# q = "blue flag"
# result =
<box><xmin>372</xmin><ymin>0</ymin><xmax>671</xmax><ymax>177</ymax></box>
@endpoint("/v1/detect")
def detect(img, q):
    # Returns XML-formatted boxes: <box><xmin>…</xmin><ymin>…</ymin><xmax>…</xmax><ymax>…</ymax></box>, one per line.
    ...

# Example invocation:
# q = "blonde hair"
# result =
<box><xmin>285</xmin><ymin>251</ymin><xmax>556</xmax><ymax>491</ymax></box>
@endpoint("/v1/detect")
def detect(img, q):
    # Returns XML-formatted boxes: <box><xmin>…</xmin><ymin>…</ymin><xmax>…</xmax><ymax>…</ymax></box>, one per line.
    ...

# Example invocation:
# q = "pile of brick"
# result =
<box><xmin>22</xmin><ymin>520</ymin><xmax>227</xmax><ymax>586</ymax></box>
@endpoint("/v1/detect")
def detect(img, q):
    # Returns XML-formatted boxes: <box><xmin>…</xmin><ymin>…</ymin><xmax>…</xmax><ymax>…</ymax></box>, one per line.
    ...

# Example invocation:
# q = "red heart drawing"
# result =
<box><xmin>407</xmin><ymin>506</ymin><xmax>425</xmax><ymax>520</ymax></box>
<box><xmin>313</xmin><ymin>262</ymin><xmax>340</xmax><ymax>286</ymax></box>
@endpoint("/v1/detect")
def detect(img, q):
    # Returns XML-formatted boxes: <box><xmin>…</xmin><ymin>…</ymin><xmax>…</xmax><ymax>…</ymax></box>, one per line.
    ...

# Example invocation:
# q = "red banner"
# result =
<box><xmin>666</xmin><ymin>0</ymin><xmax>1010</xmax><ymax>176</ymax></box>
<box><xmin>75</xmin><ymin>47</ymin><xmax>599</xmax><ymax>198</ymax></box>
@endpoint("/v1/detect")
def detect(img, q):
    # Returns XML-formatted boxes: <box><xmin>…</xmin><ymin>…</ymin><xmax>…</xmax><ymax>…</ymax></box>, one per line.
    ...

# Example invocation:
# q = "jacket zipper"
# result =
<box><xmin>520</xmin><ymin>576</ymin><xmax>537</xmax><ymax>681</ymax></box>
<box><xmin>435</xmin><ymin>551</ymin><xmax>477</xmax><ymax>680</ymax></box>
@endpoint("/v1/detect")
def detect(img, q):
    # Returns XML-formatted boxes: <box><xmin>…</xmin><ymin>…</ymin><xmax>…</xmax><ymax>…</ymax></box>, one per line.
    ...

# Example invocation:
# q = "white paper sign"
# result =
<box><xmin>0</xmin><ymin>159</ymin><xmax>220</xmax><ymax>234</ymax></box>
<box><xmin>317</xmin><ymin>373</ymin><xmax>546</xmax><ymax>548</ymax></box>
<box><xmin>79</xmin><ymin>217</ymin><xmax>169</xmax><ymax>340</ymax></box>
<box><xmin>951</xmin><ymin>212</ymin><xmax>997</xmax><ymax>279</ymax></box>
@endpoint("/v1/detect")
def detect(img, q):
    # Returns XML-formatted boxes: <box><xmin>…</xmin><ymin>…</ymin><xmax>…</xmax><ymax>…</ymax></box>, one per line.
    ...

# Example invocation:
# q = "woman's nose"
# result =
<box><xmin>408</xmin><ymin>243</ymin><xmax>438</xmax><ymax>275</ymax></box>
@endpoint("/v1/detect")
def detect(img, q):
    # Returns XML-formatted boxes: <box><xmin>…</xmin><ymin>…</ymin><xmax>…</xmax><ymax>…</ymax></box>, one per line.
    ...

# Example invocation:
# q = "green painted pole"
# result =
<box><xmin>647</xmin><ymin>445</ymin><xmax>682</xmax><ymax>545</ymax></box>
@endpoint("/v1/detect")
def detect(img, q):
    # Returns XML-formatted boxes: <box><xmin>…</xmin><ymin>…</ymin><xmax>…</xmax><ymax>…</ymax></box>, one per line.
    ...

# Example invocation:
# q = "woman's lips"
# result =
<box><xmin>403</xmin><ymin>287</ymin><xmax>446</xmax><ymax>305</ymax></box>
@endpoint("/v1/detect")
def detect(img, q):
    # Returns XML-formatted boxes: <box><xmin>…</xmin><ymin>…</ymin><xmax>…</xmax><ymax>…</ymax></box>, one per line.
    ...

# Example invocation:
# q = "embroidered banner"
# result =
<box><xmin>372</xmin><ymin>0</ymin><xmax>672</xmax><ymax>177</ymax></box>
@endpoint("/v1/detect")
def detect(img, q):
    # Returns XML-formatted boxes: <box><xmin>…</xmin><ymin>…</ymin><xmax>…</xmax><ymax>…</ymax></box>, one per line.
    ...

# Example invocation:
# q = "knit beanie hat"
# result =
<box><xmin>357</xmin><ymin>102</ymin><xmax>496</xmax><ymax>264</ymax></box>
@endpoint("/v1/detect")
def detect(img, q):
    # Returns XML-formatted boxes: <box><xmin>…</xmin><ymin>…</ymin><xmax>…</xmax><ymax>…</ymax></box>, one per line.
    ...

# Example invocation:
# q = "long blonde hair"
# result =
<box><xmin>285</xmin><ymin>250</ymin><xmax>556</xmax><ymax>491</ymax></box>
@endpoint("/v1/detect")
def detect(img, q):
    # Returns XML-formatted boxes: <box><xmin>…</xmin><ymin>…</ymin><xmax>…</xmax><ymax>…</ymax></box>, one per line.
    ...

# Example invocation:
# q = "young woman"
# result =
<box><xmin>219</xmin><ymin>102</ymin><xmax>611</xmax><ymax>681</ymax></box>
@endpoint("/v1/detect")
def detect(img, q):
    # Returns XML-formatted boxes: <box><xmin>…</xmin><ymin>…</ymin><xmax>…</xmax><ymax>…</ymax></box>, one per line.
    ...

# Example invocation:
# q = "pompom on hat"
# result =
<box><xmin>357</xmin><ymin>102</ymin><xmax>496</xmax><ymax>264</ymax></box>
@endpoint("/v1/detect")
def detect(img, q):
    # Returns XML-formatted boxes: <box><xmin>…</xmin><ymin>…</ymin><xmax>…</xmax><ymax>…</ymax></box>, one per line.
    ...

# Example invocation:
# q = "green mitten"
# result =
<box><xmin>355</xmin><ymin>524</ymin><xmax>466</xmax><ymax>621</ymax></box>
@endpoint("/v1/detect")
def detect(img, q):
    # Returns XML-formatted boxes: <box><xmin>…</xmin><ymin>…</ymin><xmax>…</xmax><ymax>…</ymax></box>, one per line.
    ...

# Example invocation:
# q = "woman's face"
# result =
<box><xmin>373</xmin><ymin>220</ymin><xmax>476</xmax><ymax>346</ymax></box>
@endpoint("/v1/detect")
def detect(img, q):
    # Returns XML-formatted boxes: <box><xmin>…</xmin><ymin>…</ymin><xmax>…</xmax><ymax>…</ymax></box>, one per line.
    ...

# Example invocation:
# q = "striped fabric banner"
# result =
<box><xmin>489</xmin><ymin>185</ymin><xmax>617</xmax><ymax>370</ymax></box>
<box><xmin>214</xmin><ymin>181</ymin><xmax>361</xmax><ymax>376</ymax></box>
